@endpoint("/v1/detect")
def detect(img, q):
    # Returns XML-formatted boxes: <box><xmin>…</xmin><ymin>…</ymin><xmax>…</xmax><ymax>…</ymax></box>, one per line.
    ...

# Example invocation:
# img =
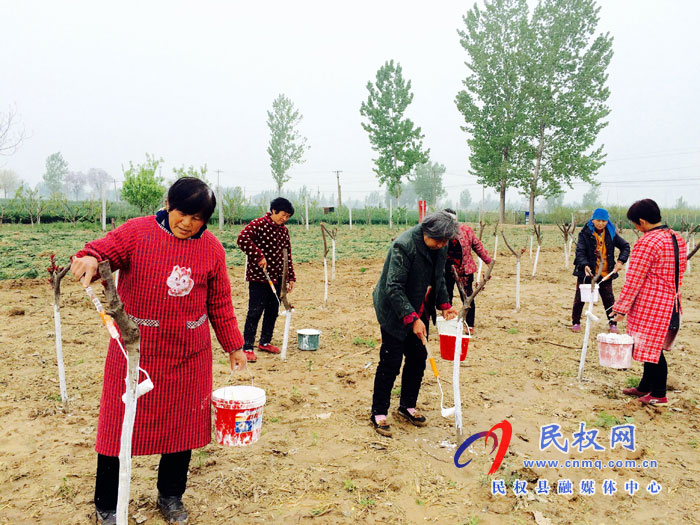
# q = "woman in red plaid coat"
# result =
<box><xmin>71</xmin><ymin>178</ymin><xmax>246</xmax><ymax>524</ymax></box>
<box><xmin>613</xmin><ymin>199</ymin><xmax>686</xmax><ymax>406</ymax></box>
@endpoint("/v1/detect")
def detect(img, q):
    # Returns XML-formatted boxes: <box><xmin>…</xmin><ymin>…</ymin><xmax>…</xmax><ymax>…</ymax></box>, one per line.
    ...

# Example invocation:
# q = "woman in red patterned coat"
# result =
<box><xmin>442</xmin><ymin>209</ymin><xmax>491</xmax><ymax>333</ymax></box>
<box><xmin>70</xmin><ymin>178</ymin><xmax>247</xmax><ymax>524</ymax></box>
<box><xmin>613</xmin><ymin>199</ymin><xmax>686</xmax><ymax>406</ymax></box>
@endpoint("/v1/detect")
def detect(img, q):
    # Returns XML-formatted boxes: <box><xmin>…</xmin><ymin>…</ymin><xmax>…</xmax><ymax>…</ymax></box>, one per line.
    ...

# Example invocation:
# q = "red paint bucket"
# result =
<box><xmin>212</xmin><ymin>386</ymin><xmax>266</xmax><ymax>447</ymax></box>
<box><xmin>436</xmin><ymin>317</ymin><xmax>470</xmax><ymax>361</ymax></box>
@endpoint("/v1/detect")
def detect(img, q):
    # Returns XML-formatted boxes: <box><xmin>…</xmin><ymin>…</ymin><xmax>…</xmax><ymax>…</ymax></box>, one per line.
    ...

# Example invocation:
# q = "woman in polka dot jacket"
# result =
<box><xmin>236</xmin><ymin>197</ymin><xmax>296</xmax><ymax>361</ymax></box>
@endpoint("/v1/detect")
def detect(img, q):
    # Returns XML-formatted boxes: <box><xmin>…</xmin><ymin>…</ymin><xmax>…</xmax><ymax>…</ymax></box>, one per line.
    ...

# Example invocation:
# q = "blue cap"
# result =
<box><xmin>592</xmin><ymin>208</ymin><xmax>609</xmax><ymax>221</ymax></box>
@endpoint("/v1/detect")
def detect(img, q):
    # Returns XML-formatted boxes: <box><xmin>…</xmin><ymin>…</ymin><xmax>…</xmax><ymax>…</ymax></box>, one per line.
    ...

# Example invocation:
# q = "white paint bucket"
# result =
<box><xmin>579</xmin><ymin>284</ymin><xmax>599</xmax><ymax>303</ymax></box>
<box><xmin>212</xmin><ymin>386</ymin><xmax>266</xmax><ymax>447</ymax></box>
<box><xmin>596</xmin><ymin>333</ymin><xmax>633</xmax><ymax>369</ymax></box>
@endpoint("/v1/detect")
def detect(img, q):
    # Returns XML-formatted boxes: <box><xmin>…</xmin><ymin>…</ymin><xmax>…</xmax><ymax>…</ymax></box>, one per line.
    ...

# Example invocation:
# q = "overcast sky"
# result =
<box><xmin>1</xmin><ymin>0</ymin><xmax>699</xmax><ymax>208</ymax></box>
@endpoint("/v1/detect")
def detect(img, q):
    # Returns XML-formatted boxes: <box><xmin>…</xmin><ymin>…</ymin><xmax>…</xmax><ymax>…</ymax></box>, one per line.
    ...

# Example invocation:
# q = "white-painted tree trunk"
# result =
<box><xmin>280</xmin><ymin>309</ymin><xmax>292</xmax><ymax>360</ymax></box>
<box><xmin>323</xmin><ymin>258</ymin><xmax>328</xmax><ymax>303</ymax></box>
<box><xmin>515</xmin><ymin>260</ymin><xmax>521</xmax><ymax>311</ymax></box>
<box><xmin>493</xmin><ymin>235</ymin><xmax>498</xmax><ymax>260</ymax></box>
<box><xmin>476</xmin><ymin>258</ymin><xmax>483</xmax><ymax>283</ymax></box>
<box><xmin>116</xmin><ymin>353</ymin><xmax>139</xmax><ymax>524</ymax></box>
<box><xmin>453</xmin><ymin>319</ymin><xmax>464</xmax><ymax>438</ymax></box>
<box><xmin>567</xmin><ymin>238</ymin><xmax>574</xmax><ymax>267</ymax></box>
<box><xmin>53</xmin><ymin>303</ymin><xmax>68</xmax><ymax>404</ymax></box>
<box><xmin>305</xmin><ymin>196</ymin><xmax>309</xmax><ymax>231</ymax></box>
<box><xmin>349</xmin><ymin>207</ymin><xmax>352</xmax><ymax>230</ymax></box>
<box><xmin>532</xmin><ymin>245</ymin><xmax>541</xmax><ymax>277</ymax></box>
<box><xmin>577</xmin><ymin>298</ymin><xmax>597</xmax><ymax>382</ymax></box>
<box><xmin>529</xmin><ymin>235</ymin><xmax>533</xmax><ymax>259</ymax></box>
<box><xmin>563</xmin><ymin>241</ymin><xmax>569</xmax><ymax>268</ymax></box>
<box><xmin>331</xmin><ymin>239</ymin><xmax>336</xmax><ymax>280</ymax></box>
<box><xmin>243</xmin><ymin>256</ymin><xmax>248</xmax><ymax>283</ymax></box>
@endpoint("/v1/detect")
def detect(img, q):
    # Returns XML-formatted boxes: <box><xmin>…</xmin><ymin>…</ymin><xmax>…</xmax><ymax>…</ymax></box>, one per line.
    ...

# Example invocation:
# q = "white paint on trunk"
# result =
<box><xmin>331</xmin><ymin>239</ymin><xmax>336</xmax><ymax>280</ymax></box>
<box><xmin>53</xmin><ymin>303</ymin><xmax>68</xmax><ymax>404</ymax></box>
<box><xmin>281</xmin><ymin>310</ymin><xmax>292</xmax><ymax>360</ymax></box>
<box><xmin>305</xmin><ymin>195</ymin><xmax>309</xmax><ymax>231</ymax></box>
<box><xmin>529</xmin><ymin>235</ymin><xmax>533</xmax><ymax>259</ymax></box>
<box><xmin>577</xmin><ymin>299</ymin><xmax>596</xmax><ymax>381</ymax></box>
<box><xmin>476</xmin><ymin>258</ymin><xmax>483</xmax><ymax>282</ymax></box>
<box><xmin>116</xmin><ymin>354</ymin><xmax>140</xmax><ymax>524</ymax></box>
<box><xmin>515</xmin><ymin>260</ymin><xmax>521</xmax><ymax>311</ymax></box>
<box><xmin>493</xmin><ymin>235</ymin><xmax>498</xmax><ymax>260</ymax></box>
<box><xmin>323</xmin><ymin>258</ymin><xmax>328</xmax><ymax>303</ymax></box>
<box><xmin>532</xmin><ymin>245</ymin><xmax>541</xmax><ymax>277</ymax></box>
<box><xmin>244</xmin><ymin>256</ymin><xmax>247</xmax><ymax>283</ymax></box>
<box><xmin>452</xmin><ymin>319</ymin><xmax>463</xmax><ymax>437</ymax></box>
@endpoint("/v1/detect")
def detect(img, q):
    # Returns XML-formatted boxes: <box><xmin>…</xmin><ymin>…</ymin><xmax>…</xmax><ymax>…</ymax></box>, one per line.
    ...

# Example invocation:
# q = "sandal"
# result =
<box><xmin>397</xmin><ymin>406</ymin><xmax>428</xmax><ymax>427</ymax></box>
<box><xmin>370</xmin><ymin>415</ymin><xmax>392</xmax><ymax>437</ymax></box>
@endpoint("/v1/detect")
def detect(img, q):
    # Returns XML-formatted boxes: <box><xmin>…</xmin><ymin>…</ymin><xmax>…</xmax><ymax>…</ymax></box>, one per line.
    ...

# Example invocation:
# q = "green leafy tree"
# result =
<box><xmin>518</xmin><ymin>0</ymin><xmax>612</xmax><ymax>223</ymax></box>
<box><xmin>360</xmin><ymin>60</ymin><xmax>429</xmax><ymax>205</ymax></box>
<box><xmin>43</xmin><ymin>152</ymin><xmax>69</xmax><ymax>195</ymax></box>
<box><xmin>581</xmin><ymin>183</ymin><xmax>601</xmax><ymax>208</ymax></box>
<box><xmin>121</xmin><ymin>154</ymin><xmax>166</xmax><ymax>215</ymax></box>
<box><xmin>173</xmin><ymin>164</ymin><xmax>209</xmax><ymax>183</ymax></box>
<box><xmin>412</xmin><ymin>161</ymin><xmax>446</xmax><ymax>207</ymax></box>
<box><xmin>267</xmin><ymin>94</ymin><xmax>308</xmax><ymax>195</ymax></box>
<box><xmin>456</xmin><ymin>0</ymin><xmax>530</xmax><ymax>223</ymax></box>
<box><xmin>14</xmin><ymin>182</ymin><xmax>51</xmax><ymax>225</ymax></box>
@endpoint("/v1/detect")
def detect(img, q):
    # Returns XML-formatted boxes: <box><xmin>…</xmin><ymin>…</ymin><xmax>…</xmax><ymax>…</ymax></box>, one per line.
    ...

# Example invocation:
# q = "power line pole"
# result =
<box><xmin>333</xmin><ymin>170</ymin><xmax>343</xmax><ymax>210</ymax></box>
<box><xmin>215</xmin><ymin>169</ymin><xmax>223</xmax><ymax>230</ymax></box>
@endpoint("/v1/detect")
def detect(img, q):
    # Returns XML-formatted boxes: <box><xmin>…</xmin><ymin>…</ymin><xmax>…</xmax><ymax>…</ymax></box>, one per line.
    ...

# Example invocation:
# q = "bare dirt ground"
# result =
<box><xmin>1</xmin><ymin>244</ymin><xmax>699</xmax><ymax>524</ymax></box>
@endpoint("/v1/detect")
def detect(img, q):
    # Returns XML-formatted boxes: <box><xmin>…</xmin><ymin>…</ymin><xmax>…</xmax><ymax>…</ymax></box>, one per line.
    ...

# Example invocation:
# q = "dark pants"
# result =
<box><xmin>445</xmin><ymin>272</ymin><xmax>475</xmax><ymax>327</ymax></box>
<box><xmin>243</xmin><ymin>281</ymin><xmax>281</xmax><ymax>349</ymax></box>
<box><xmin>572</xmin><ymin>275</ymin><xmax>616</xmax><ymax>326</ymax></box>
<box><xmin>638</xmin><ymin>352</ymin><xmax>667</xmax><ymax>398</ymax></box>
<box><xmin>371</xmin><ymin>324</ymin><xmax>429</xmax><ymax>416</ymax></box>
<box><xmin>95</xmin><ymin>450</ymin><xmax>191</xmax><ymax>512</ymax></box>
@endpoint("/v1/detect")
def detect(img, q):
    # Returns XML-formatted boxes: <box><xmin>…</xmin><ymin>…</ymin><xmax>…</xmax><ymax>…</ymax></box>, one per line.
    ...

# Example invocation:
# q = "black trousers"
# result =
<box><xmin>638</xmin><ymin>352</ymin><xmax>668</xmax><ymax>398</ymax></box>
<box><xmin>445</xmin><ymin>272</ymin><xmax>475</xmax><ymax>327</ymax></box>
<box><xmin>94</xmin><ymin>450</ymin><xmax>191</xmax><ymax>512</ymax></box>
<box><xmin>371</xmin><ymin>324</ymin><xmax>428</xmax><ymax>416</ymax></box>
<box><xmin>572</xmin><ymin>275</ymin><xmax>616</xmax><ymax>325</ymax></box>
<box><xmin>243</xmin><ymin>281</ymin><xmax>281</xmax><ymax>349</ymax></box>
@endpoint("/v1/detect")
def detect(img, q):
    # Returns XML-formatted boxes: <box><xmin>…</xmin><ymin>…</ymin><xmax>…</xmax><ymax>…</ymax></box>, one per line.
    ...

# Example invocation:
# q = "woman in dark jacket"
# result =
<box><xmin>571</xmin><ymin>208</ymin><xmax>630</xmax><ymax>332</ymax></box>
<box><xmin>370</xmin><ymin>211</ymin><xmax>458</xmax><ymax>437</ymax></box>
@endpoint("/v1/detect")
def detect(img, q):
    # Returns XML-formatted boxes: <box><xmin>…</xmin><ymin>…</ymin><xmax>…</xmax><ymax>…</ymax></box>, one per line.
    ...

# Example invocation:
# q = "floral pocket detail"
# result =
<box><xmin>166</xmin><ymin>265</ymin><xmax>195</xmax><ymax>297</ymax></box>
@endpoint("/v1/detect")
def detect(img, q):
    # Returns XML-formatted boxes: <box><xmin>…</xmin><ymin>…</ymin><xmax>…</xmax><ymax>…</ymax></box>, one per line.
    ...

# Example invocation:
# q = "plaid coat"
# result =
<box><xmin>449</xmin><ymin>224</ymin><xmax>492</xmax><ymax>277</ymax></box>
<box><xmin>613</xmin><ymin>228</ymin><xmax>686</xmax><ymax>363</ymax></box>
<box><xmin>75</xmin><ymin>216</ymin><xmax>244</xmax><ymax>455</ymax></box>
<box><xmin>237</xmin><ymin>213</ymin><xmax>295</xmax><ymax>284</ymax></box>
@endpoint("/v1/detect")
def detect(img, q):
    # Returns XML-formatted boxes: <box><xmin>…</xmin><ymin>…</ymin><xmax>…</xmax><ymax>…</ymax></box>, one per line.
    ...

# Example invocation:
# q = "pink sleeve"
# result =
<box><xmin>471</xmin><ymin>230</ymin><xmax>491</xmax><ymax>264</ymax></box>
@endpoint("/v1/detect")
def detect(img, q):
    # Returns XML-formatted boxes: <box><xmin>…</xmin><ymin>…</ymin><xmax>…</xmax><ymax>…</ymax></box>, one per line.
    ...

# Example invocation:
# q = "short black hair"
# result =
<box><xmin>627</xmin><ymin>199</ymin><xmax>661</xmax><ymax>225</ymax></box>
<box><xmin>270</xmin><ymin>197</ymin><xmax>294</xmax><ymax>216</ymax></box>
<box><xmin>443</xmin><ymin>208</ymin><xmax>457</xmax><ymax>215</ymax></box>
<box><xmin>167</xmin><ymin>177</ymin><xmax>216</xmax><ymax>222</ymax></box>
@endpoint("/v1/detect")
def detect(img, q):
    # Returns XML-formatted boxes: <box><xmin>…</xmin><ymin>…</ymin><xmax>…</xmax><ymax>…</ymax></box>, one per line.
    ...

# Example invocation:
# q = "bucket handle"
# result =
<box><xmin>225</xmin><ymin>365</ymin><xmax>255</xmax><ymax>387</ymax></box>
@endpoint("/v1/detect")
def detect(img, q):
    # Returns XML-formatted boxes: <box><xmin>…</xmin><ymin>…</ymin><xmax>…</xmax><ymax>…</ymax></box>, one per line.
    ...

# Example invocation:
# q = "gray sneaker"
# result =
<box><xmin>95</xmin><ymin>508</ymin><xmax>117</xmax><ymax>525</ymax></box>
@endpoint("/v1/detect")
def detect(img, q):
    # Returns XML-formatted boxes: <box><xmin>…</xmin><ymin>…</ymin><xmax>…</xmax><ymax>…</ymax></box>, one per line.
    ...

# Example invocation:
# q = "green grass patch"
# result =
<box><xmin>625</xmin><ymin>376</ymin><xmax>641</xmax><ymax>388</ymax></box>
<box><xmin>353</xmin><ymin>336</ymin><xmax>377</xmax><ymax>348</ymax></box>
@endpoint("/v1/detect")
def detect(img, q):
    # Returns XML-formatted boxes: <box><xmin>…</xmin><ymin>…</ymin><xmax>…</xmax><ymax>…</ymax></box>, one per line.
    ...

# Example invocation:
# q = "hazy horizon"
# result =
<box><xmin>1</xmin><ymin>0</ymin><xmax>699</xmax><ymax>209</ymax></box>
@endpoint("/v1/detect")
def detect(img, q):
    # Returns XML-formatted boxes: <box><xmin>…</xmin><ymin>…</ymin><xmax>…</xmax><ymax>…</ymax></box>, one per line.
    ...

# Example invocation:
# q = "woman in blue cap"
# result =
<box><xmin>571</xmin><ymin>208</ymin><xmax>630</xmax><ymax>332</ymax></box>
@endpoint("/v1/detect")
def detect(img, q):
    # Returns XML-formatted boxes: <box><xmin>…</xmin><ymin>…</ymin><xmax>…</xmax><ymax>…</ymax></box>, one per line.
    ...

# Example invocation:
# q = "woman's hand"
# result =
<box><xmin>258</xmin><ymin>257</ymin><xmax>267</xmax><ymax>269</ymax></box>
<box><xmin>442</xmin><ymin>306</ymin><xmax>458</xmax><ymax>321</ymax></box>
<box><xmin>412</xmin><ymin>318</ymin><xmax>427</xmax><ymax>340</ymax></box>
<box><xmin>287</xmin><ymin>281</ymin><xmax>295</xmax><ymax>294</ymax></box>
<box><xmin>612</xmin><ymin>312</ymin><xmax>625</xmax><ymax>324</ymax></box>
<box><xmin>584</xmin><ymin>265</ymin><xmax>593</xmax><ymax>277</ymax></box>
<box><xmin>613</xmin><ymin>261</ymin><xmax>624</xmax><ymax>273</ymax></box>
<box><xmin>229</xmin><ymin>349</ymin><xmax>248</xmax><ymax>371</ymax></box>
<box><xmin>70</xmin><ymin>256</ymin><xmax>98</xmax><ymax>287</ymax></box>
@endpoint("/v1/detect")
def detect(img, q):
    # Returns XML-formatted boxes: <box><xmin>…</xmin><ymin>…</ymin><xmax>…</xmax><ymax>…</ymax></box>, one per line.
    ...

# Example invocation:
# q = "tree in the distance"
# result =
<box><xmin>121</xmin><ymin>154</ymin><xmax>165</xmax><ymax>215</ymax></box>
<box><xmin>64</xmin><ymin>170</ymin><xmax>86</xmax><ymax>200</ymax></box>
<box><xmin>459</xmin><ymin>188</ymin><xmax>472</xmax><ymax>210</ymax></box>
<box><xmin>43</xmin><ymin>152</ymin><xmax>69</xmax><ymax>195</ymax></box>
<box><xmin>267</xmin><ymin>94</ymin><xmax>308</xmax><ymax>195</ymax></box>
<box><xmin>0</xmin><ymin>169</ymin><xmax>20</xmax><ymax>198</ymax></box>
<box><xmin>86</xmin><ymin>168</ymin><xmax>111</xmax><ymax>199</ymax></box>
<box><xmin>173</xmin><ymin>164</ymin><xmax>208</xmax><ymax>183</ymax></box>
<box><xmin>581</xmin><ymin>183</ymin><xmax>601</xmax><ymax>209</ymax></box>
<box><xmin>361</xmin><ymin>60</ymin><xmax>429</xmax><ymax>205</ymax></box>
<box><xmin>0</xmin><ymin>105</ymin><xmax>24</xmax><ymax>156</ymax></box>
<box><xmin>412</xmin><ymin>161</ymin><xmax>446</xmax><ymax>208</ymax></box>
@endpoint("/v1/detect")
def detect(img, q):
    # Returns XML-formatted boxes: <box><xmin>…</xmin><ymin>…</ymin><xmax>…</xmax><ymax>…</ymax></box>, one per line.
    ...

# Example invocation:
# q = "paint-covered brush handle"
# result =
<box><xmin>429</xmin><ymin>357</ymin><xmax>439</xmax><ymax>378</ymax></box>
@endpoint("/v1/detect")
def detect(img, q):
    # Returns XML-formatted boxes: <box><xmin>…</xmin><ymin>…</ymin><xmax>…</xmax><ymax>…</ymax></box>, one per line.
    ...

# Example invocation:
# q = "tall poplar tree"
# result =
<box><xmin>360</xmin><ymin>60</ymin><xmax>429</xmax><ymax>204</ymax></box>
<box><xmin>267</xmin><ymin>94</ymin><xmax>308</xmax><ymax>195</ymax></box>
<box><xmin>519</xmin><ymin>0</ymin><xmax>612</xmax><ymax>222</ymax></box>
<box><xmin>43</xmin><ymin>152</ymin><xmax>69</xmax><ymax>195</ymax></box>
<box><xmin>455</xmin><ymin>0</ymin><xmax>530</xmax><ymax>223</ymax></box>
<box><xmin>412</xmin><ymin>161</ymin><xmax>447</xmax><ymax>207</ymax></box>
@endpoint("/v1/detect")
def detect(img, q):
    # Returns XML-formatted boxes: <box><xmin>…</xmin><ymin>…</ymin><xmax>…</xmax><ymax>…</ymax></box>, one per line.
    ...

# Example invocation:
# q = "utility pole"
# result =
<box><xmin>334</xmin><ymin>170</ymin><xmax>342</xmax><ymax>210</ymax></box>
<box><xmin>215</xmin><ymin>169</ymin><xmax>223</xmax><ymax>230</ymax></box>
